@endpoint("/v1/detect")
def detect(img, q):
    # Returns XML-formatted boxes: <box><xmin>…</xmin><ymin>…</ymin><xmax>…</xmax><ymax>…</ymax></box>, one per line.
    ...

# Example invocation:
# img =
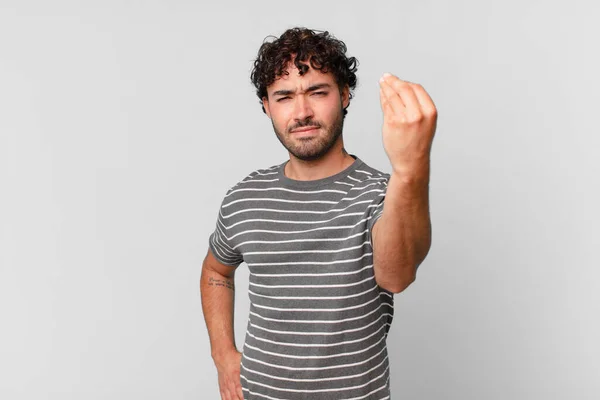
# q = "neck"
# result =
<box><xmin>284</xmin><ymin>140</ymin><xmax>355</xmax><ymax>181</ymax></box>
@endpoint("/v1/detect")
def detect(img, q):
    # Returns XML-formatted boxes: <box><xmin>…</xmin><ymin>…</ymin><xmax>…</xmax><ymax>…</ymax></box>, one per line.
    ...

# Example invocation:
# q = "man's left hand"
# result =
<box><xmin>379</xmin><ymin>73</ymin><xmax>437</xmax><ymax>178</ymax></box>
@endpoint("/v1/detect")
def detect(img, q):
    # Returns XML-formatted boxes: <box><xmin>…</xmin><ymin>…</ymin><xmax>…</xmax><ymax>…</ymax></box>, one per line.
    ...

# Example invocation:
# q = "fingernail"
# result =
<box><xmin>383</xmin><ymin>72</ymin><xmax>391</xmax><ymax>78</ymax></box>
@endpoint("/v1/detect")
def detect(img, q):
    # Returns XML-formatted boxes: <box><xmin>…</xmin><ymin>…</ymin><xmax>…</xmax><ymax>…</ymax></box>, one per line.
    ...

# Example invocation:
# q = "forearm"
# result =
<box><xmin>200</xmin><ymin>263</ymin><xmax>238</xmax><ymax>361</ymax></box>
<box><xmin>373</xmin><ymin>167</ymin><xmax>432</xmax><ymax>292</ymax></box>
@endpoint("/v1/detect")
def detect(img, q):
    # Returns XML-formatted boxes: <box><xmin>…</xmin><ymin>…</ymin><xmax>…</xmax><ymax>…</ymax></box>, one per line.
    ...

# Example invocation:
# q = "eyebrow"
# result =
<box><xmin>272</xmin><ymin>83</ymin><xmax>332</xmax><ymax>97</ymax></box>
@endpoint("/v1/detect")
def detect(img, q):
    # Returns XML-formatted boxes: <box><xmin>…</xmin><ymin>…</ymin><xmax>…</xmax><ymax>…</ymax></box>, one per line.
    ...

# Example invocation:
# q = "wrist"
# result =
<box><xmin>212</xmin><ymin>346</ymin><xmax>239</xmax><ymax>364</ymax></box>
<box><xmin>390</xmin><ymin>157</ymin><xmax>430</xmax><ymax>181</ymax></box>
<box><xmin>390</xmin><ymin>165</ymin><xmax>430</xmax><ymax>185</ymax></box>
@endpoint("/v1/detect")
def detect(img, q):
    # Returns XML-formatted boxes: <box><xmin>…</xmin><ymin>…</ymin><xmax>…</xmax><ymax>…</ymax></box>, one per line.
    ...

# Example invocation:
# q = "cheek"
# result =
<box><xmin>271</xmin><ymin>113</ymin><xmax>290</xmax><ymax>133</ymax></box>
<box><xmin>321</xmin><ymin>100</ymin><xmax>342</xmax><ymax>122</ymax></box>
<box><xmin>272</xmin><ymin>107</ymin><xmax>294</xmax><ymax>129</ymax></box>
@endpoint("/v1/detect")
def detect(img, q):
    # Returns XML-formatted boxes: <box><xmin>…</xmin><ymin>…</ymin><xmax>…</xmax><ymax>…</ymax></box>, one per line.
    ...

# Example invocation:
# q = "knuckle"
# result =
<box><xmin>413</xmin><ymin>112</ymin><xmax>424</xmax><ymax>122</ymax></box>
<box><xmin>392</xmin><ymin>115</ymin><xmax>407</xmax><ymax>125</ymax></box>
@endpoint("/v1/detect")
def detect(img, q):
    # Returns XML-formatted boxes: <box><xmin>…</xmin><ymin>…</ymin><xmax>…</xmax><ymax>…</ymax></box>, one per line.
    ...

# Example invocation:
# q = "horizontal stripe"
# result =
<box><xmin>246</xmin><ymin>323</ymin><xmax>390</xmax><ymax>348</ymax></box>
<box><xmin>240</xmin><ymin>366</ymin><xmax>389</xmax><ymax>393</ymax></box>
<box><xmin>234</xmin><ymin>230</ymin><xmax>367</xmax><ymax>249</ymax></box>
<box><xmin>244</xmin><ymin>333</ymin><xmax>385</xmax><ymax>360</ymax></box>
<box><xmin>225</xmin><ymin>218</ymin><xmax>375</xmax><ymax>241</ymax></box>
<box><xmin>221</xmin><ymin>212</ymin><xmax>365</xmax><ymax>230</ymax></box>
<box><xmin>239</xmin><ymin>178</ymin><xmax>280</xmax><ymax>183</ymax></box>
<box><xmin>335</xmin><ymin>181</ymin><xmax>354</xmax><ymax>187</ymax></box>
<box><xmin>251</xmin><ymin>292</ymin><xmax>382</xmax><ymax>312</ymax></box>
<box><xmin>248</xmin><ymin>312</ymin><xmax>390</xmax><ymax>336</ymax></box>
<box><xmin>241</xmin><ymin>354</ymin><xmax>387</xmax><ymax>383</ymax></box>
<box><xmin>223</xmin><ymin>197</ymin><xmax>338</xmax><ymax>208</ymax></box>
<box><xmin>240</xmin><ymin>386</ymin><xmax>390</xmax><ymax>400</ymax></box>
<box><xmin>223</xmin><ymin>188</ymin><xmax>384</xmax><ymax>209</ymax></box>
<box><xmin>348</xmin><ymin>182</ymin><xmax>385</xmax><ymax>191</ymax></box>
<box><xmin>252</xmin><ymin>264</ymin><xmax>372</xmax><ymax>278</ymax></box>
<box><xmin>226</xmin><ymin>186</ymin><xmax>347</xmax><ymax>198</ymax></box>
<box><xmin>248</xmin><ymin>285</ymin><xmax>377</xmax><ymax>301</ymax></box>
<box><xmin>222</xmin><ymin>200</ymin><xmax>372</xmax><ymax>218</ymax></box>
<box><xmin>249</xmin><ymin>276</ymin><xmax>373</xmax><ymax>289</ymax></box>
<box><xmin>242</xmin><ymin>343</ymin><xmax>387</xmax><ymax>371</ymax></box>
<box><xmin>245</xmin><ymin>241</ymin><xmax>369</xmax><ymax>256</ymax></box>
<box><xmin>249</xmin><ymin>301</ymin><xmax>387</xmax><ymax>324</ymax></box>
<box><xmin>239</xmin><ymin>387</ymin><xmax>285</xmax><ymax>400</ymax></box>
<box><xmin>248</xmin><ymin>252</ymin><xmax>372</xmax><ymax>267</ymax></box>
<box><xmin>342</xmin><ymin>381</ymin><xmax>390</xmax><ymax>400</ymax></box>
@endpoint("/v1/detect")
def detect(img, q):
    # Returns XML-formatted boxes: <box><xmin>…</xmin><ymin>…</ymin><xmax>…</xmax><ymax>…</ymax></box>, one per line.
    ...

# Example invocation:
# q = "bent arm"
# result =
<box><xmin>372</xmin><ymin>169</ymin><xmax>432</xmax><ymax>294</ymax></box>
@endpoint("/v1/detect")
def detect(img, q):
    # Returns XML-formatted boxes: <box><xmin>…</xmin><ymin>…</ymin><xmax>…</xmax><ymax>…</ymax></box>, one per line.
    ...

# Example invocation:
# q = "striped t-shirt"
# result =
<box><xmin>208</xmin><ymin>155</ymin><xmax>395</xmax><ymax>400</ymax></box>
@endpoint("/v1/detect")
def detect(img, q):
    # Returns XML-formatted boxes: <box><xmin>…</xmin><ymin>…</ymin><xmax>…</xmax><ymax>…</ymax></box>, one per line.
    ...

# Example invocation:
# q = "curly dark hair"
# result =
<box><xmin>250</xmin><ymin>27</ymin><xmax>358</xmax><ymax>116</ymax></box>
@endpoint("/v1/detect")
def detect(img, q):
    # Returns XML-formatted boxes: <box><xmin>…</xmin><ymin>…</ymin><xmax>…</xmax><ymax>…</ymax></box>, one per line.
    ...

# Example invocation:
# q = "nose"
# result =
<box><xmin>293</xmin><ymin>95</ymin><xmax>314</xmax><ymax>121</ymax></box>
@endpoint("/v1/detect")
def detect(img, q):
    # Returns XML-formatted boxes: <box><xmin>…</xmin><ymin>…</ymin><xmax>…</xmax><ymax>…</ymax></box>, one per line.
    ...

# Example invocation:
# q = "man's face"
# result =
<box><xmin>263</xmin><ymin>63</ymin><xmax>350</xmax><ymax>161</ymax></box>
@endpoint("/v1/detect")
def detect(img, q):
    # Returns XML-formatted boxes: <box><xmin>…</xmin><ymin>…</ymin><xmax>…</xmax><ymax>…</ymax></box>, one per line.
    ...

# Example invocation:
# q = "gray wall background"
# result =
<box><xmin>1</xmin><ymin>0</ymin><xmax>598</xmax><ymax>399</ymax></box>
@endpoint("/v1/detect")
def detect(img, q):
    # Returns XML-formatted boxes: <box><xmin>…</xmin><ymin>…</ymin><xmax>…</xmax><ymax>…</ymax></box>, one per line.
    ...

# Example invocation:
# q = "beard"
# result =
<box><xmin>272</xmin><ymin>109</ymin><xmax>345</xmax><ymax>161</ymax></box>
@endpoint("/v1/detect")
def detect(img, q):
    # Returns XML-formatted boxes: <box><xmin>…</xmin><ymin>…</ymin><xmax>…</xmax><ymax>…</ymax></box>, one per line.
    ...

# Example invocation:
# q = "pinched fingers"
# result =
<box><xmin>379</xmin><ymin>75</ymin><xmax>405</xmax><ymax>116</ymax></box>
<box><xmin>381</xmin><ymin>74</ymin><xmax>424</xmax><ymax>121</ymax></box>
<box><xmin>379</xmin><ymin>73</ymin><xmax>437</xmax><ymax>124</ymax></box>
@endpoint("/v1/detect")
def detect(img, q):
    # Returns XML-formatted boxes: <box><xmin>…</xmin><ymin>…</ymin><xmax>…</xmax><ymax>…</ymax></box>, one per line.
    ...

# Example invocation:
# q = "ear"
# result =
<box><xmin>262</xmin><ymin>97</ymin><xmax>272</xmax><ymax>119</ymax></box>
<box><xmin>341</xmin><ymin>85</ymin><xmax>350</xmax><ymax>109</ymax></box>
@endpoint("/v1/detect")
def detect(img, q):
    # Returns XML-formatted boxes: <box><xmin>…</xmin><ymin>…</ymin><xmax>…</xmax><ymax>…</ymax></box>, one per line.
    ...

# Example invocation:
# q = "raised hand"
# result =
<box><xmin>379</xmin><ymin>73</ymin><xmax>437</xmax><ymax>178</ymax></box>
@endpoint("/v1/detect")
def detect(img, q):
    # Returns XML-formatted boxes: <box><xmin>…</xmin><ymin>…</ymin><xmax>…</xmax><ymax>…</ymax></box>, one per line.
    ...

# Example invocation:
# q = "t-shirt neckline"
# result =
<box><xmin>277</xmin><ymin>155</ymin><xmax>364</xmax><ymax>189</ymax></box>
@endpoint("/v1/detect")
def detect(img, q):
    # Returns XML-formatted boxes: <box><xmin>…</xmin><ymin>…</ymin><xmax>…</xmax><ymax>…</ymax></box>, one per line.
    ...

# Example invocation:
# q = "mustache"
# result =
<box><xmin>288</xmin><ymin>120</ymin><xmax>321</xmax><ymax>133</ymax></box>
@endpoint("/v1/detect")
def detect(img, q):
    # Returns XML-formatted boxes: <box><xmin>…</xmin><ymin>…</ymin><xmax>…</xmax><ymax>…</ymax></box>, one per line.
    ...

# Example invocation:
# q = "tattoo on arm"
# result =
<box><xmin>208</xmin><ymin>276</ymin><xmax>235</xmax><ymax>290</ymax></box>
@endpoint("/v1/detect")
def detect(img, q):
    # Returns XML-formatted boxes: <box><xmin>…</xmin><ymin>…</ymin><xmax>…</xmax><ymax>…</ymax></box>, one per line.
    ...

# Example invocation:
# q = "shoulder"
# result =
<box><xmin>222</xmin><ymin>161</ymin><xmax>284</xmax><ymax>197</ymax></box>
<box><xmin>348</xmin><ymin>159</ymin><xmax>390</xmax><ymax>189</ymax></box>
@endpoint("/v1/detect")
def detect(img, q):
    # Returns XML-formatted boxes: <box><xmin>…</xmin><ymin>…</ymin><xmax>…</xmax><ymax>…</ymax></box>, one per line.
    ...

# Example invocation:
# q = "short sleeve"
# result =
<box><xmin>367</xmin><ymin>199</ymin><xmax>385</xmax><ymax>234</ymax></box>
<box><xmin>208</xmin><ymin>194</ymin><xmax>244</xmax><ymax>267</ymax></box>
<box><xmin>366</xmin><ymin>178</ymin><xmax>389</xmax><ymax>246</ymax></box>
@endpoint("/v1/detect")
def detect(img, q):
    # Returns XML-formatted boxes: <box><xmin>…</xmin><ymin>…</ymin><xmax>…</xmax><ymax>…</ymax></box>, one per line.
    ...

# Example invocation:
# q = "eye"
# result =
<box><xmin>312</xmin><ymin>91</ymin><xmax>328</xmax><ymax>96</ymax></box>
<box><xmin>276</xmin><ymin>96</ymin><xmax>290</xmax><ymax>102</ymax></box>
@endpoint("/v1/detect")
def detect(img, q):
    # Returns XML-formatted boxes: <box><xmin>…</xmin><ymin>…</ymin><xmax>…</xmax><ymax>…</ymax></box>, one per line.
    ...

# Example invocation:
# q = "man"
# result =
<box><xmin>200</xmin><ymin>27</ymin><xmax>437</xmax><ymax>400</ymax></box>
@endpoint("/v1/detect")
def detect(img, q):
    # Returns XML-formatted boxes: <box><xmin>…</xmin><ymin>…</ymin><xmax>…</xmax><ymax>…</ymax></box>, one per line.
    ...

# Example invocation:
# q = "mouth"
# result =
<box><xmin>290</xmin><ymin>126</ymin><xmax>320</xmax><ymax>136</ymax></box>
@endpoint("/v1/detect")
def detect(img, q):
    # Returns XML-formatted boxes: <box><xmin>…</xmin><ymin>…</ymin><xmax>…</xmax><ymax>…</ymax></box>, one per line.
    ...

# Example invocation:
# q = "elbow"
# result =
<box><xmin>381</xmin><ymin>268</ymin><xmax>417</xmax><ymax>294</ymax></box>
<box><xmin>390</xmin><ymin>273</ymin><xmax>416</xmax><ymax>294</ymax></box>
